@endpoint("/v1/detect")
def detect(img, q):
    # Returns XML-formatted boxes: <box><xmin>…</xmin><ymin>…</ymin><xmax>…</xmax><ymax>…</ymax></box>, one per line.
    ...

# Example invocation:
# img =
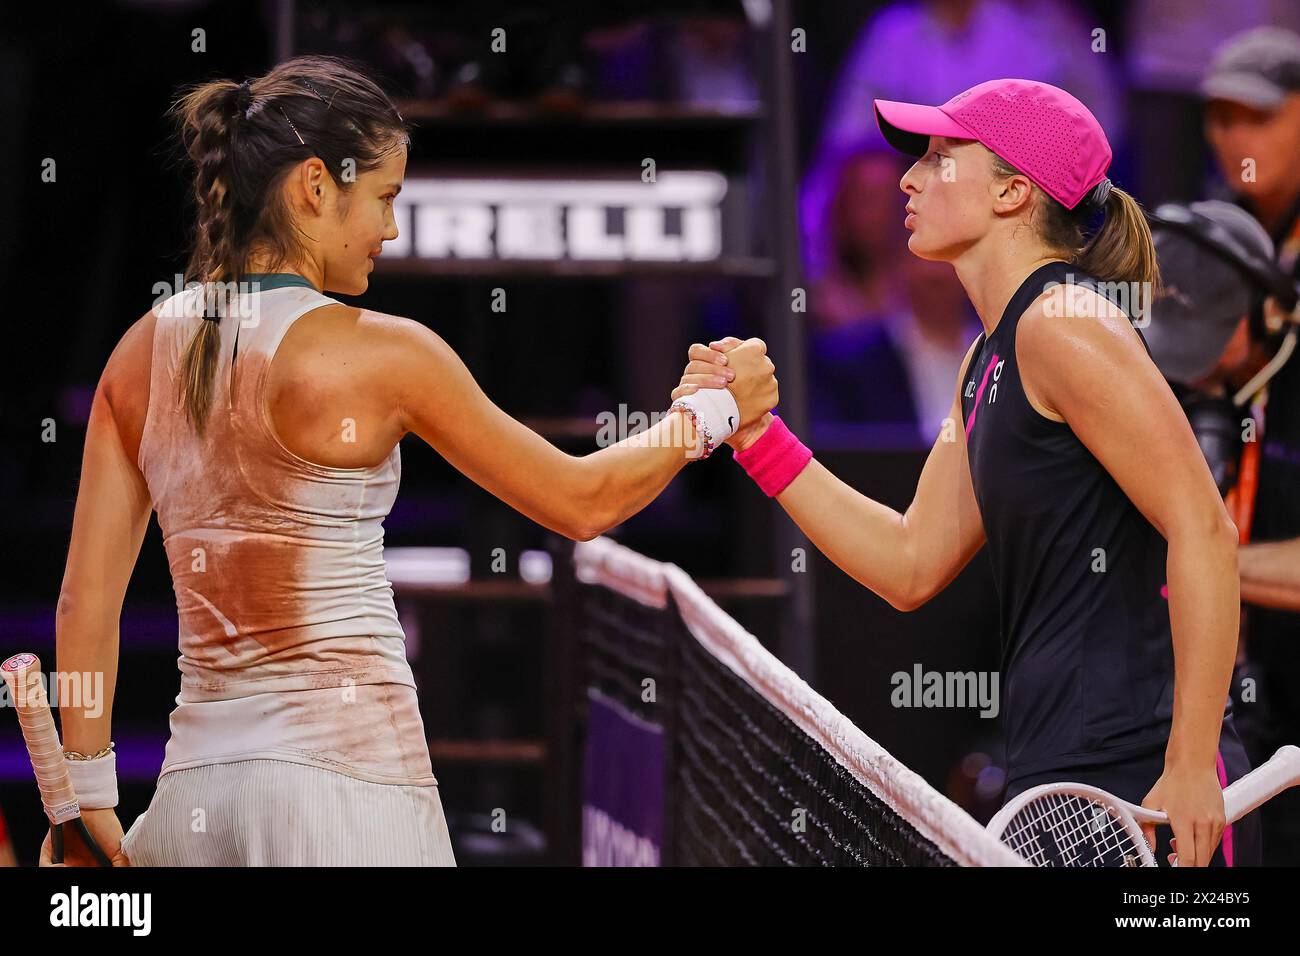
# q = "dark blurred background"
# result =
<box><xmin>2</xmin><ymin>0</ymin><xmax>1298</xmax><ymax>865</ymax></box>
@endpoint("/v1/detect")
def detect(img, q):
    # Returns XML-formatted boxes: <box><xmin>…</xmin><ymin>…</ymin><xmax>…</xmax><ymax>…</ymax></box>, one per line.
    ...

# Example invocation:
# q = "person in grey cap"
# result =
<box><xmin>1202</xmin><ymin>24</ymin><xmax>1300</xmax><ymax>867</ymax></box>
<box><xmin>1203</xmin><ymin>26</ymin><xmax>1300</xmax><ymax>239</ymax></box>
<box><xmin>1203</xmin><ymin>25</ymin><xmax>1300</xmax><ymax>108</ymax></box>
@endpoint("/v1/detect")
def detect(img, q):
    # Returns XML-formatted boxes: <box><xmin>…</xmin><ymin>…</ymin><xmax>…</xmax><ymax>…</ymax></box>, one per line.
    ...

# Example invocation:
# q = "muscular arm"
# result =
<box><xmin>1018</xmin><ymin>288</ymin><xmax>1240</xmax><ymax>774</ymax></box>
<box><xmin>377</xmin><ymin>317</ymin><xmax>772</xmax><ymax>541</ymax></box>
<box><xmin>57</xmin><ymin>316</ymin><xmax>155</xmax><ymax>756</ymax></box>
<box><xmin>762</xmin><ymin>336</ymin><xmax>987</xmax><ymax>611</ymax></box>
<box><xmin>1239</xmin><ymin>538</ymin><xmax>1300</xmax><ymax>611</ymax></box>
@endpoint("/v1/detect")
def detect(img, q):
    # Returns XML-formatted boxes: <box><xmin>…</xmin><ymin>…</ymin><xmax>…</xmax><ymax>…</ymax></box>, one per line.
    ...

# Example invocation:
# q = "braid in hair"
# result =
<box><xmin>166</xmin><ymin>56</ymin><xmax>409</xmax><ymax>433</ymax></box>
<box><xmin>168</xmin><ymin>78</ymin><xmax>252</xmax><ymax>432</ymax></box>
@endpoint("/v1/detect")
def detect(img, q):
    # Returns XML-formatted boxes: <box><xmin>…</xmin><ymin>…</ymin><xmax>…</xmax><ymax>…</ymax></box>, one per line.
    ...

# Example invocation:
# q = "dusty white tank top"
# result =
<box><xmin>140</xmin><ymin>274</ymin><xmax>434</xmax><ymax>786</ymax></box>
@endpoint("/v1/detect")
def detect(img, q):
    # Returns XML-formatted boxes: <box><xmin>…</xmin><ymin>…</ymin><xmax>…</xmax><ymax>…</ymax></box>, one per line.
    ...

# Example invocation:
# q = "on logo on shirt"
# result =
<box><xmin>987</xmin><ymin>359</ymin><xmax>1005</xmax><ymax>404</ymax></box>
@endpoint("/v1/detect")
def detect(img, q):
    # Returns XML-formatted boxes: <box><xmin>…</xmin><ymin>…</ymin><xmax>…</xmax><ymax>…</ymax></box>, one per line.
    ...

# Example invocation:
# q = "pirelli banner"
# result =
<box><xmin>383</xmin><ymin>171</ymin><xmax>737</xmax><ymax>266</ymax></box>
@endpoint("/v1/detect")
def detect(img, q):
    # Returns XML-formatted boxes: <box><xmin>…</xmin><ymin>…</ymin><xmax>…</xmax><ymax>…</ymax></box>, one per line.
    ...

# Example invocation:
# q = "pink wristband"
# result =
<box><xmin>732</xmin><ymin>415</ymin><xmax>812</xmax><ymax>497</ymax></box>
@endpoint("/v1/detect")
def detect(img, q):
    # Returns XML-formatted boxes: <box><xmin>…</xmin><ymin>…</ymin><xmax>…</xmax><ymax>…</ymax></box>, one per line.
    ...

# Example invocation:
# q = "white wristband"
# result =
<box><xmin>65</xmin><ymin>751</ymin><xmax>118</xmax><ymax>810</ymax></box>
<box><xmin>673</xmin><ymin>386</ymin><xmax>741</xmax><ymax>446</ymax></box>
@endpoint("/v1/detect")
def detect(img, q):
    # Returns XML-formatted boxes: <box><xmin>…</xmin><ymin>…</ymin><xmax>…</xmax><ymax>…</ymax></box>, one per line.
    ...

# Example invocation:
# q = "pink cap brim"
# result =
<box><xmin>874</xmin><ymin>99</ymin><xmax>976</xmax><ymax>156</ymax></box>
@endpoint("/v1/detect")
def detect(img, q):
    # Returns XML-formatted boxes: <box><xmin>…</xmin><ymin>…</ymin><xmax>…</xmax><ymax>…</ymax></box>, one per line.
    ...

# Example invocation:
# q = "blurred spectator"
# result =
<box><xmin>1123</xmin><ymin>1</ymin><xmax>1300</xmax><ymax>205</ymax></box>
<box><xmin>812</xmin><ymin>247</ymin><xmax>980</xmax><ymax>442</ymax></box>
<box><xmin>1204</xmin><ymin>28</ymin><xmax>1300</xmax><ymax>242</ymax></box>
<box><xmin>807</xmin><ymin>148</ymin><xmax>908</xmax><ymax>333</ymax></box>
<box><xmin>1200</xmin><ymin>25</ymin><xmax>1300</xmax><ymax>866</ymax></box>
<box><xmin>802</xmin><ymin>0</ymin><xmax>1122</xmax><ymax>279</ymax></box>
<box><xmin>663</xmin><ymin>15</ymin><xmax>757</xmax><ymax>108</ymax></box>
<box><xmin>893</xmin><ymin>256</ymin><xmax>982</xmax><ymax>436</ymax></box>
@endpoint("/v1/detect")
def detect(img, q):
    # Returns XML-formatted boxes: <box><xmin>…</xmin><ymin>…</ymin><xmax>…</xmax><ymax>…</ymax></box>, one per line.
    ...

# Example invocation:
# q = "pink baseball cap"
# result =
<box><xmin>874</xmin><ymin>78</ymin><xmax>1113</xmax><ymax>211</ymax></box>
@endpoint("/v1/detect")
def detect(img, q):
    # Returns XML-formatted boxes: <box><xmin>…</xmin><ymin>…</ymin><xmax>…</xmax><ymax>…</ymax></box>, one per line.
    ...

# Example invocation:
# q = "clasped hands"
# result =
<box><xmin>671</xmin><ymin>336</ymin><xmax>777</xmax><ymax>452</ymax></box>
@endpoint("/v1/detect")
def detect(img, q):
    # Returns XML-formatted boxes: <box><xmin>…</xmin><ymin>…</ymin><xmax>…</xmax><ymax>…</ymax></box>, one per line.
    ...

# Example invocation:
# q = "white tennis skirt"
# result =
<box><xmin>120</xmin><ymin>759</ymin><xmax>457</xmax><ymax>866</ymax></box>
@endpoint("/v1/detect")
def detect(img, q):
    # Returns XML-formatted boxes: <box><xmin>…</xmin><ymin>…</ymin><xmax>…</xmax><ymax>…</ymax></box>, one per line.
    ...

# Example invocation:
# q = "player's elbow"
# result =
<box><xmin>887</xmin><ymin>594</ymin><xmax>917</xmax><ymax>613</ymax></box>
<box><xmin>561</xmin><ymin>512</ymin><xmax>617</xmax><ymax>542</ymax></box>
<box><xmin>1211</xmin><ymin>514</ymin><xmax>1242</xmax><ymax>566</ymax></box>
<box><xmin>557</xmin><ymin>459</ymin><xmax>617</xmax><ymax>542</ymax></box>
<box><xmin>849</xmin><ymin>570</ymin><xmax>926</xmax><ymax>612</ymax></box>
<box><xmin>1217</xmin><ymin>513</ymin><xmax>1240</xmax><ymax>550</ymax></box>
<box><xmin>564</xmin><ymin>522</ymin><xmax>606</xmax><ymax>543</ymax></box>
<box><xmin>884</xmin><ymin>545</ymin><xmax>932</xmax><ymax>612</ymax></box>
<box><xmin>1167</xmin><ymin>504</ymin><xmax>1239</xmax><ymax>553</ymax></box>
<box><xmin>886</xmin><ymin>585</ymin><xmax>928</xmax><ymax>613</ymax></box>
<box><xmin>55</xmin><ymin>590</ymin><xmax>78</xmax><ymax>623</ymax></box>
<box><xmin>54</xmin><ymin>588</ymin><xmax>110</xmax><ymax>634</ymax></box>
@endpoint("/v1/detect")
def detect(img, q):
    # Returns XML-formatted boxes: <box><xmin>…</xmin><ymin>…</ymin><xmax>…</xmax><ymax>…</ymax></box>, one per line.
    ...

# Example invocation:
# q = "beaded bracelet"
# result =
<box><xmin>669</xmin><ymin>401</ymin><xmax>717</xmax><ymax>461</ymax></box>
<box><xmin>65</xmin><ymin>741</ymin><xmax>114</xmax><ymax>761</ymax></box>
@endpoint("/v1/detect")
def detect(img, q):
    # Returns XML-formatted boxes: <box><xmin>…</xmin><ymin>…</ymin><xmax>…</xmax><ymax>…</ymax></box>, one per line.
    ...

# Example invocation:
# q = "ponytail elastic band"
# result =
<box><xmin>234</xmin><ymin>78</ymin><xmax>254</xmax><ymax>118</ymax></box>
<box><xmin>732</xmin><ymin>415</ymin><xmax>812</xmax><ymax>497</ymax></box>
<box><xmin>1088</xmin><ymin>177</ymin><xmax>1113</xmax><ymax>209</ymax></box>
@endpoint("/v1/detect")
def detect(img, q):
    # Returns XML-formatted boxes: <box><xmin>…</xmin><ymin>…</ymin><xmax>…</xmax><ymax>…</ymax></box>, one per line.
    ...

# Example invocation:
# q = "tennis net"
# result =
<box><xmin>567</xmin><ymin>536</ymin><xmax>1023</xmax><ymax>867</ymax></box>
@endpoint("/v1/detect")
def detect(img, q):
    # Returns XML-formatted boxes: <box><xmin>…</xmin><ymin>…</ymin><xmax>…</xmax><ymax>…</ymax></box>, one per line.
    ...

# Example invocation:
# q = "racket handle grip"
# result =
<box><xmin>1</xmin><ymin>654</ymin><xmax>81</xmax><ymax>825</ymax></box>
<box><xmin>1223</xmin><ymin>744</ymin><xmax>1300</xmax><ymax>823</ymax></box>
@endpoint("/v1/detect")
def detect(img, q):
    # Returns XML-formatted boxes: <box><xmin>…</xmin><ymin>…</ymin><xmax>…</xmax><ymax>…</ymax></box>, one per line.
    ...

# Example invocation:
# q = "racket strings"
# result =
<box><xmin>1016</xmin><ymin>797</ymin><xmax>1133</xmax><ymax>866</ymax></box>
<box><xmin>1000</xmin><ymin>794</ymin><xmax>1146</xmax><ymax>867</ymax></box>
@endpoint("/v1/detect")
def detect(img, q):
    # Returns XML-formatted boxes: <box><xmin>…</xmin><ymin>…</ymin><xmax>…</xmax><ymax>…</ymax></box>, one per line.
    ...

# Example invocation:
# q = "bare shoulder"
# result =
<box><xmin>101</xmin><ymin>308</ymin><xmax>158</xmax><ymax>452</ymax></box>
<box><xmin>1018</xmin><ymin>282</ymin><xmax>1150</xmax><ymax>375</ymax></box>
<box><xmin>352</xmin><ymin>308</ymin><xmax>496</xmax><ymax>440</ymax></box>
<box><xmin>275</xmin><ymin>303</ymin><xmax>460</xmax><ymax>393</ymax></box>
<box><xmin>354</xmin><ymin>307</ymin><xmax>462</xmax><ymax>380</ymax></box>
<box><xmin>279</xmin><ymin>302</ymin><xmax>449</xmax><ymax>373</ymax></box>
<box><xmin>347</xmin><ymin>309</ymin><xmax>472</xmax><ymax>423</ymax></box>
<box><xmin>356</xmin><ymin>307</ymin><xmax>448</xmax><ymax>351</ymax></box>
<box><xmin>1017</xmin><ymin>282</ymin><xmax>1157</xmax><ymax>418</ymax></box>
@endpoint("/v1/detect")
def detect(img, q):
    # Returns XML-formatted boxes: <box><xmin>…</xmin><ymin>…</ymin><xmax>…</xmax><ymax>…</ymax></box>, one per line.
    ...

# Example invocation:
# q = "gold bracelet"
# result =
<box><xmin>64</xmin><ymin>741</ymin><xmax>114</xmax><ymax>761</ymax></box>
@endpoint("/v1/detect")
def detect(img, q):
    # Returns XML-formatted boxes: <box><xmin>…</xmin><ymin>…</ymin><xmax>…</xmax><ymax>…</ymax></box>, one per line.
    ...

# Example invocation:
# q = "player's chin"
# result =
<box><xmin>906</xmin><ymin>233</ymin><xmax>935</xmax><ymax>258</ymax></box>
<box><xmin>357</xmin><ymin>255</ymin><xmax>378</xmax><ymax>287</ymax></box>
<box><xmin>339</xmin><ymin>265</ymin><xmax>371</xmax><ymax>296</ymax></box>
<box><xmin>905</xmin><ymin>233</ymin><xmax>949</xmax><ymax>262</ymax></box>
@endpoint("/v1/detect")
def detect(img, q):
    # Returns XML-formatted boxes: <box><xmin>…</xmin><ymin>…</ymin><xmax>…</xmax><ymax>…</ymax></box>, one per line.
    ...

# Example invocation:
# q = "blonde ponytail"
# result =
<box><xmin>1074</xmin><ymin>186</ymin><xmax>1162</xmax><ymax>296</ymax></box>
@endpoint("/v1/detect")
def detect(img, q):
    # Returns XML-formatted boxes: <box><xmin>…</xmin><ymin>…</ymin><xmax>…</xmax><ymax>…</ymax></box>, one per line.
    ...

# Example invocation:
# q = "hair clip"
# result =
<box><xmin>301</xmin><ymin>79</ymin><xmax>333</xmax><ymax>110</ymax></box>
<box><xmin>277</xmin><ymin>105</ymin><xmax>307</xmax><ymax>146</ymax></box>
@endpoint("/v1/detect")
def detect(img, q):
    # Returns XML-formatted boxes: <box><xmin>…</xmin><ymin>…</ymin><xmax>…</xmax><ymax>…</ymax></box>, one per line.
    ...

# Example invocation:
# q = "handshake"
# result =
<box><xmin>669</xmin><ymin>336</ymin><xmax>779</xmax><ymax>457</ymax></box>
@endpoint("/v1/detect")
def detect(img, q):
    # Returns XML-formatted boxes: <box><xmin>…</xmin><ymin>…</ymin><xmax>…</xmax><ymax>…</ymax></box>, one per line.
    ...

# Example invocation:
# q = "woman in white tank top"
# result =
<box><xmin>46</xmin><ymin>56</ymin><xmax>777</xmax><ymax>866</ymax></box>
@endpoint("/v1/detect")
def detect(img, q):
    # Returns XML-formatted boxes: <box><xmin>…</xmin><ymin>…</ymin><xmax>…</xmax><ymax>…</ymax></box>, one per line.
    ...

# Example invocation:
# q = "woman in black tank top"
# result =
<box><xmin>688</xmin><ymin>80</ymin><xmax>1261</xmax><ymax>865</ymax></box>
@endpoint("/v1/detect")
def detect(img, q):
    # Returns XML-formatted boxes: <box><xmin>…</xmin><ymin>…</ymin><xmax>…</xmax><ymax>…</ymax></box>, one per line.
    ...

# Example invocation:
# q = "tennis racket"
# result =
<box><xmin>1</xmin><ymin>652</ymin><xmax>112</xmax><ymax>866</ymax></box>
<box><xmin>987</xmin><ymin>744</ymin><xmax>1300</xmax><ymax>867</ymax></box>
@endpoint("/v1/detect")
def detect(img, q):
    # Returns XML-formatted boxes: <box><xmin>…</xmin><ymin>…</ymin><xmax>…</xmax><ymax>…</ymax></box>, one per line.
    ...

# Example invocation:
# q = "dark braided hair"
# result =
<box><xmin>167</xmin><ymin>55</ymin><xmax>409</xmax><ymax>433</ymax></box>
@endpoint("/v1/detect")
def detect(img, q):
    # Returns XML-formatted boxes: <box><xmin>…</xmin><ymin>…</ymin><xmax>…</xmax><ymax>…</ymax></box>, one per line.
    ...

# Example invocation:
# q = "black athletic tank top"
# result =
<box><xmin>961</xmin><ymin>261</ymin><xmax>1228</xmax><ymax>782</ymax></box>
